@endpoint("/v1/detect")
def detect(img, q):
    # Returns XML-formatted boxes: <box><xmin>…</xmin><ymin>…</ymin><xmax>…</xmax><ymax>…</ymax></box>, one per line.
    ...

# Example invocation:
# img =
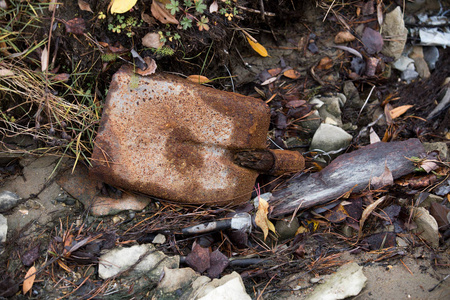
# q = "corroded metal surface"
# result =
<box><xmin>90</xmin><ymin>66</ymin><xmax>271</xmax><ymax>205</ymax></box>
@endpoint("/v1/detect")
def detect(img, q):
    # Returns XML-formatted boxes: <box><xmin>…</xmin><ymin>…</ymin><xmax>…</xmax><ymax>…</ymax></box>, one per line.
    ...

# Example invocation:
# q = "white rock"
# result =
<box><xmin>393</xmin><ymin>56</ymin><xmax>415</xmax><ymax>72</ymax></box>
<box><xmin>98</xmin><ymin>244</ymin><xmax>179</xmax><ymax>279</ymax></box>
<box><xmin>195</xmin><ymin>271</ymin><xmax>251</xmax><ymax>300</ymax></box>
<box><xmin>413</xmin><ymin>207</ymin><xmax>439</xmax><ymax>248</ymax></box>
<box><xmin>306</xmin><ymin>262</ymin><xmax>367</xmax><ymax>300</ymax></box>
<box><xmin>0</xmin><ymin>191</ymin><xmax>21</xmax><ymax>213</ymax></box>
<box><xmin>157</xmin><ymin>267</ymin><xmax>199</xmax><ymax>293</ymax></box>
<box><xmin>310</xmin><ymin>123</ymin><xmax>352</xmax><ymax>154</ymax></box>
<box><xmin>0</xmin><ymin>214</ymin><xmax>7</xmax><ymax>243</ymax></box>
<box><xmin>152</xmin><ymin>233</ymin><xmax>166</xmax><ymax>244</ymax></box>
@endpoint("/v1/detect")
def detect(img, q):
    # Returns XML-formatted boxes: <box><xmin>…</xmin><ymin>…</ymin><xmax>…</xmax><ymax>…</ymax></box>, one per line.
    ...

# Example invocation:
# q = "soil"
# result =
<box><xmin>1</xmin><ymin>0</ymin><xmax>450</xmax><ymax>299</ymax></box>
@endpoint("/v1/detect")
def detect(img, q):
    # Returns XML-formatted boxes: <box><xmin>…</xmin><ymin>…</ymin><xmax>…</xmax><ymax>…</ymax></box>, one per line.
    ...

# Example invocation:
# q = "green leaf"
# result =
<box><xmin>194</xmin><ymin>0</ymin><xmax>206</xmax><ymax>13</ymax></box>
<box><xmin>166</xmin><ymin>0</ymin><xmax>180</xmax><ymax>15</ymax></box>
<box><xmin>183</xmin><ymin>0</ymin><xmax>193</xmax><ymax>7</ymax></box>
<box><xmin>180</xmin><ymin>16</ymin><xmax>192</xmax><ymax>30</ymax></box>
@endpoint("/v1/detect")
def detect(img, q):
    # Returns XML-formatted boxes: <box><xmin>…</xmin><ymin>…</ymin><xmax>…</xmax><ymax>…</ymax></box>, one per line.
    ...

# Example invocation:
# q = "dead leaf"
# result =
<box><xmin>141</xmin><ymin>12</ymin><xmax>156</xmax><ymax>26</ymax></box>
<box><xmin>151</xmin><ymin>1</ymin><xmax>179</xmax><ymax>24</ymax></box>
<box><xmin>51</xmin><ymin>73</ymin><xmax>70</xmax><ymax>82</ymax></box>
<box><xmin>369</xmin><ymin>127</ymin><xmax>381</xmax><ymax>144</ymax></box>
<box><xmin>64</xmin><ymin>18</ymin><xmax>86</xmax><ymax>35</ymax></box>
<box><xmin>283</xmin><ymin>69</ymin><xmax>301</xmax><ymax>79</ymax></box>
<box><xmin>261</xmin><ymin>77</ymin><xmax>277</xmax><ymax>86</ymax></box>
<box><xmin>135</xmin><ymin>57</ymin><xmax>157</xmax><ymax>76</ymax></box>
<box><xmin>142</xmin><ymin>32</ymin><xmax>164</xmax><ymax>49</ymax></box>
<box><xmin>49</xmin><ymin>0</ymin><xmax>57</xmax><ymax>12</ymax></box>
<box><xmin>316</xmin><ymin>56</ymin><xmax>333</xmax><ymax>70</ymax></box>
<box><xmin>358</xmin><ymin>196</ymin><xmax>386</xmax><ymax>239</ymax></box>
<box><xmin>187</xmin><ymin>75</ymin><xmax>210</xmax><ymax>84</ymax></box>
<box><xmin>255</xmin><ymin>197</ymin><xmax>276</xmax><ymax>240</ymax></box>
<box><xmin>246</xmin><ymin>36</ymin><xmax>269</xmax><ymax>57</ymax></box>
<box><xmin>22</xmin><ymin>244</ymin><xmax>40</xmax><ymax>267</ymax></box>
<box><xmin>267</xmin><ymin>67</ymin><xmax>282</xmax><ymax>76</ymax></box>
<box><xmin>0</xmin><ymin>0</ymin><xmax>8</xmax><ymax>9</ymax></box>
<box><xmin>334</xmin><ymin>31</ymin><xmax>355</xmax><ymax>44</ymax></box>
<box><xmin>420</xmin><ymin>159</ymin><xmax>439</xmax><ymax>173</ymax></box>
<box><xmin>377</xmin><ymin>0</ymin><xmax>384</xmax><ymax>26</ymax></box>
<box><xmin>384</xmin><ymin>103</ymin><xmax>393</xmax><ymax>125</ymax></box>
<box><xmin>295</xmin><ymin>226</ymin><xmax>308</xmax><ymax>235</ymax></box>
<box><xmin>362</xmin><ymin>27</ymin><xmax>383</xmax><ymax>54</ymax></box>
<box><xmin>209</xmin><ymin>0</ymin><xmax>218</xmax><ymax>13</ymax></box>
<box><xmin>372</xmin><ymin>164</ymin><xmax>393</xmax><ymax>189</ymax></box>
<box><xmin>286</xmin><ymin>100</ymin><xmax>306</xmax><ymax>108</ymax></box>
<box><xmin>78</xmin><ymin>0</ymin><xmax>93</xmax><ymax>13</ymax></box>
<box><xmin>23</xmin><ymin>266</ymin><xmax>36</xmax><ymax>294</ymax></box>
<box><xmin>109</xmin><ymin>0</ymin><xmax>137</xmax><ymax>14</ymax></box>
<box><xmin>41</xmin><ymin>46</ymin><xmax>48</xmax><ymax>72</ymax></box>
<box><xmin>0</xmin><ymin>68</ymin><xmax>14</xmax><ymax>76</ymax></box>
<box><xmin>390</xmin><ymin>105</ymin><xmax>413</xmax><ymax>119</ymax></box>
<box><xmin>324</xmin><ymin>204</ymin><xmax>348</xmax><ymax>223</ymax></box>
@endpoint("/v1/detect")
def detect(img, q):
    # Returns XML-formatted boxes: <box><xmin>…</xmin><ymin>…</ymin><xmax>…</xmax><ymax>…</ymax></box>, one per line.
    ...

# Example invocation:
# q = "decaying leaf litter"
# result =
<box><xmin>0</xmin><ymin>0</ymin><xmax>449</xmax><ymax>299</ymax></box>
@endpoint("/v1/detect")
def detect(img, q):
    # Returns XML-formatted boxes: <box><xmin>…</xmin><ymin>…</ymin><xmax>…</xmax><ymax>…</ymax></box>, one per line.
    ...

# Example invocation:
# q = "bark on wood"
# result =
<box><xmin>270</xmin><ymin>139</ymin><xmax>425</xmax><ymax>217</ymax></box>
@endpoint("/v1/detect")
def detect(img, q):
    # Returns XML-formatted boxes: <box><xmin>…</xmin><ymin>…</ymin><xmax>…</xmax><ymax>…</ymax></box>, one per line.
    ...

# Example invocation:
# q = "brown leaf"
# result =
<box><xmin>21</xmin><ymin>244</ymin><xmax>40</xmax><ymax>267</ymax></box>
<box><xmin>316</xmin><ymin>56</ymin><xmax>333</xmax><ymax>70</ymax></box>
<box><xmin>49</xmin><ymin>0</ymin><xmax>57</xmax><ymax>12</ymax></box>
<box><xmin>261</xmin><ymin>77</ymin><xmax>277</xmax><ymax>86</ymax></box>
<box><xmin>141</xmin><ymin>12</ymin><xmax>156</xmax><ymax>26</ymax></box>
<box><xmin>64</xmin><ymin>18</ymin><xmax>86</xmax><ymax>35</ymax></box>
<box><xmin>0</xmin><ymin>68</ymin><xmax>14</xmax><ymax>76</ymax></box>
<box><xmin>51</xmin><ymin>73</ymin><xmax>70</xmax><ymax>82</ymax></box>
<box><xmin>324</xmin><ymin>204</ymin><xmax>348</xmax><ymax>223</ymax></box>
<box><xmin>430</xmin><ymin>202</ymin><xmax>450</xmax><ymax>229</ymax></box>
<box><xmin>267</xmin><ymin>67</ymin><xmax>282</xmax><ymax>76</ymax></box>
<box><xmin>358</xmin><ymin>196</ymin><xmax>386</xmax><ymax>239</ymax></box>
<box><xmin>384</xmin><ymin>103</ymin><xmax>393</xmax><ymax>125</ymax></box>
<box><xmin>135</xmin><ymin>57</ymin><xmax>157</xmax><ymax>76</ymax></box>
<box><xmin>334</xmin><ymin>31</ymin><xmax>355</xmax><ymax>44</ymax></box>
<box><xmin>420</xmin><ymin>159</ymin><xmax>439</xmax><ymax>173</ymax></box>
<box><xmin>377</xmin><ymin>0</ymin><xmax>384</xmax><ymax>26</ymax></box>
<box><xmin>283</xmin><ymin>69</ymin><xmax>301</xmax><ymax>79</ymax></box>
<box><xmin>78</xmin><ymin>0</ymin><xmax>93</xmax><ymax>13</ymax></box>
<box><xmin>23</xmin><ymin>266</ymin><xmax>36</xmax><ymax>294</ymax></box>
<box><xmin>390</xmin><ymin>105</ymin><xmax>413</xmax><ymax>119</ymax></box>
<box><xmin>286</xmin><ymin>100</ymin><xmax>306</xmax><ymax>108</ymax></box>
<box><xmin>187</xmin><ymin>75</ymin><xmax>210</xmax><ymax>84</ymax></box>
<box><xmin>151</xmin><ymin>1</ymin><xmax>179</xmax><ymax>24</ymax></box>
<box><xmin>255</xmin><ymin>197</ymin><xmax>276</xmax><ymax>240</ymax></box>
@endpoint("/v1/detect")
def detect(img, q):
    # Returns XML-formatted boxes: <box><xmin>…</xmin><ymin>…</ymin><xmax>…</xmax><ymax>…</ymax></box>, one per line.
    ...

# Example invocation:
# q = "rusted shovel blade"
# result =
<box><xmin>270</xmin><ymin>139</ymin><xmax>425</xmax><ymax>217</ymax></box>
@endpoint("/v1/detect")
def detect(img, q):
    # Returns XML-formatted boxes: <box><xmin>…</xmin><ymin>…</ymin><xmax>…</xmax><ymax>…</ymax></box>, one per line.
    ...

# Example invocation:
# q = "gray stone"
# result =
<box><xmin>152</xmin><ymin>233</ymin><xmax>166</xmax><ymax>244</ymax></box>
<box><xmin>423</xmin><ymin>46</ymin><xmax>439</xmax><ymax>70</ymax></box>
<box><xmin>300</xmin><ymin>110</ymin><xmax>321</xmax><ymax>134</ymax></box>
<box><xmin>195</xmin><ymin>271</ymin><xmax>251</xmax><ymax>300</ymax></box>
<box><xmin>343</xmin><ymin>81</ymin><xmax>362</xmax><ymax>108</ymax></box>
<box><xmin>98</xmin><ymin>243</ymin><xmax>179</xmax><ymax>279</ymax></box>
<box><xmin>401</xmin><ymin>68</ymin><xmax>419</xmax><ymax>82</ymax></box>
<box><xmin>413</xmin><ymin>207</ymin><xmax>439</xmax><ymax>248</ymax></box>
<box><xmin>409</xmin><ymin>47</ymin><xmax>430</xmax><ymax>78</ymax></box>
<box><xmin>276</xmin><ymin>218</ymin><xmax>300</xmax><ymax>241</ymax></box>
<box><xmin>0</xmin><ymin>214</ymin><xmax>7</xmax><ymax>243</ymax></box>
<box><xmin>423</xmin><ymin>142</ymin><xmax>448</xmax><ymax>160</ymax></box>
<box><xmin>418</xmin><ymin>194</ymin><xmax>444</xmax><ymax>208</ymax></box>
<box><xmin>317</xmin><ymin>95</ymin><xmax>347</xmax><ymax>127</ymax></box>
<box><xmin>396</xmin><ymin>237</ymin><xmax>409</xmax><ymax>247</ymax></box>
<box><xmin>310</xmin><ymin>124</ymin><xmax>353</xmax><ymax>154</ymax></box>
<box><xmin>393</xmin><ymin>56</ymin><xmax>415</xmax><ymax>72</ymax></box>
<box><xmin>0</xmin><ymin>191</ymin><xmax>21</xmax><ymax>213</ymax></box>
<box><xmin>381</xmin><ymin>7</ymin><xmax>408</xmax><ymax>59</ymax></box>
<box><xmin>306</xmin><ymin>262</ymin><xmax>367</xmax><ymax>300</ymax></box>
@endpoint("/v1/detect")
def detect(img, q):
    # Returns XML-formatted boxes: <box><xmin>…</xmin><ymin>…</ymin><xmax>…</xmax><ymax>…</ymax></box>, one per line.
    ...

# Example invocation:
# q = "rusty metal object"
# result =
<box><xmin>234</xmin><ymin>149</ymin><xmax>304</xmax><ymax>176</ymax></box>
<box><xmin>90</xmin><ymin>66</ymin><xmax>276</xmax><ymax>205</ymax></box>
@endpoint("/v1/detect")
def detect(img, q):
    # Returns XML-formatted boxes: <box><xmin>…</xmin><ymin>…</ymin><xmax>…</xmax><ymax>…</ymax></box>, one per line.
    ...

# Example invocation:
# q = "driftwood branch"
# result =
<box><xmin>270</xmin><ymin>139</ymin><xmax>425</xmax><ymax>217</ymax></box>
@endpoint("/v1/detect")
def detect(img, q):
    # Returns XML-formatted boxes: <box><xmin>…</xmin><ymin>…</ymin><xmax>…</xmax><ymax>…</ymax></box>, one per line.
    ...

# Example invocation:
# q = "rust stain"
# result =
<box><xmin>90</xmin><ymin>66</ymin><xmax>271</xmax><ymax>205</ymax></box>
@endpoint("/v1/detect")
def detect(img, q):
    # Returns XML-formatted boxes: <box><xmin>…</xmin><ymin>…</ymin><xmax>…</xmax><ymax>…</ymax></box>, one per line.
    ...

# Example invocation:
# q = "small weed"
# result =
<box><xmin>107</xmin><ymin>15</ymin><xmax>143</xmax><ymax>37</ymax></box>
<box><xmin>166</xmin><ymin>0</ymin><xmax>209</xmax><ymax>31</ymax></box>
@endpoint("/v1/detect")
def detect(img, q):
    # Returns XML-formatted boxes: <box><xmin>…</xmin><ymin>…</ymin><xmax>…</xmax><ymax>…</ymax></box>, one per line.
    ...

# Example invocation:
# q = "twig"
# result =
<box><xmin>238</xmin><ymin>5</ymin><xmax>275</xmax><ymax>17</ymax></box>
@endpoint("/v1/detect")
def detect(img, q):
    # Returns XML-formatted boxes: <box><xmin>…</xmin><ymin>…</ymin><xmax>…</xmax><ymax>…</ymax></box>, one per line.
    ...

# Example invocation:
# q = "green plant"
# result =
<box><xmin>219</xmin><ymin>0</ymin><xmax>239</xmax><ymax>21</ymax></box>
<box><xmin>107</xmin><ymin>15</ymin><xmax>143</xmax><ymax>37</ymax></box>
<box><xmin>166</xmin><ymin>0</ymin><xmax>209</xmax><ymax>31</ymax></box>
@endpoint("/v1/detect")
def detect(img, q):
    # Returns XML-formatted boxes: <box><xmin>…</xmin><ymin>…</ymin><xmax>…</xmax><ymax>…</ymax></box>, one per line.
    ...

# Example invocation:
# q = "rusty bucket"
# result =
<box><xmin>90</xmin><ymin>66</ymin><xmax>303</xmax><ymax>205</ymax></box>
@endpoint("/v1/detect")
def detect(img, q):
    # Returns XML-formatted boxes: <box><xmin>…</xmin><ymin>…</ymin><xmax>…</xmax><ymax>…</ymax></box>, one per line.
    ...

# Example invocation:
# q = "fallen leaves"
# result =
<box><xmin>187</xmin><ymin>75</ymin><xmax>210</xmax><ymax>84</ymax></box>
<box><xmin>142</xmin><ymin>32</ymin><xmax>164</xmax><ymax>49</ymax></box>
<box><xmin>109</xmin><ymin>0</ymin><xmax>137</xmax><ymax>14</ymax></box>
<box><xmin>255</xmin><ymin>196</ymin><xmax>276</xmax><ymax>240</ymax></box>
<box><xmin>246</xmin><ymin>36</ymin><xmax>269</xmax><ymax>57</ymax></box>
<box><xmin>358</xmin><ymin>196</ymin><xmax>386</xmax><ymax>239</ymax></box>
<box><xmin>334</xmin><ymin>31</ymin><xmax>355</xmax><ymax>44</ymax></box>
<box><xmin>151</xmin><ymin>1</ymin><xmax>179</xmax><ymax>24</ymax></box>
<box><xmin>78</xmin><ymin>0</ymin><xmax>93</xmax><ymax>13</ymax></box>
<box><xmin>63</xmin><ymin>18</ymin><xmax>86</xmax><ymax>35</ymax></box>
<box><xmin>283</xmin><ymin>69</ymin><xmax>301</xmax><ymax>79</ymax></box>
<box><xmin>23</xmin><ymin>266</ymin><xmax>36</xmax><ymax>294</ymax></box>
<box><xmin>389</xmin><ymin>105</ymin><xmax>413</xmax><ymax>119</ymax></box>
